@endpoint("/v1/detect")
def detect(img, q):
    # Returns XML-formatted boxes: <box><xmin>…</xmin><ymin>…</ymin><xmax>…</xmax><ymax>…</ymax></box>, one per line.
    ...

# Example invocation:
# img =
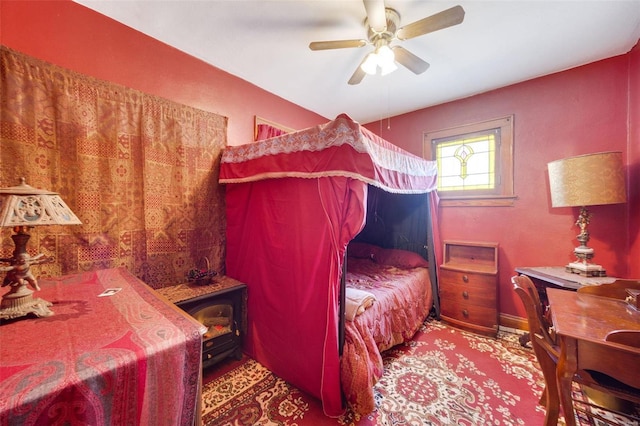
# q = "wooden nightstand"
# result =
<box><xmin>439</xmin><ymin>240</ymin><xmax>499</xmax><ymax>336</ymax></box>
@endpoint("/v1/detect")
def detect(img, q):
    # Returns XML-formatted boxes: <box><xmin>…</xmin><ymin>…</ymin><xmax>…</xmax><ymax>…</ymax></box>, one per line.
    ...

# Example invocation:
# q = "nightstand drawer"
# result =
<box><xmin>440</xmin><ymin>269</ymin><xmax>496</xmax><ymax>293</ymax></box>
<box><xmin>441</xmin><ymin>304</ymin><xmax>497</xmax><ymax>328</ymax></box>
<box><xmin>439</xmin><ymin>280</ymin><xmax>496</xmax><ymax>306</ymax></box>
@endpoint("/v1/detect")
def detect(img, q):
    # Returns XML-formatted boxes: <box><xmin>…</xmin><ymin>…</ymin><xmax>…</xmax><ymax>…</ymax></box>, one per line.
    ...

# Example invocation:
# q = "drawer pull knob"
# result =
<box><xmin>462</xmin><ymin>275</ymin><xmax>469</xmax><ymax>283</ymax></box>
<box><xmin>462</xmin><ymin>291</ymin><xmax>469</xmax><ymax>299</ymax></box>
<box><xmin>462</xmin><ymin>309</ymin><xmax>469</xmax><ymax>317</ymax></box>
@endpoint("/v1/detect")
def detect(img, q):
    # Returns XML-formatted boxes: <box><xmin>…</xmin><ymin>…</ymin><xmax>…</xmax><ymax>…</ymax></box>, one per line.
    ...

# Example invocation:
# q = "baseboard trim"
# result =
<box><xmin>499</xmin><ymin>313</ymin><xmax>528</xmax><ymax>332</ymax></box>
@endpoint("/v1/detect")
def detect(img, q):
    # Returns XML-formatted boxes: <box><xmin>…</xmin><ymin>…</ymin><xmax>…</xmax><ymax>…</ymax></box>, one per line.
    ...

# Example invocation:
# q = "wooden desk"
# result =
<box><xmin>514</xmin><ymin>267</ymin><xmax>618</xmax><ymax>346</ymax></box>
<box><xmin>515</xmin><ymin>266</ymin><xmax>617</xmax><ymax>291</ymax></box>
<box><xmin>547</xmin><ymin>288</ymin><xmax>640</xmax><ymax>426</ymax></box>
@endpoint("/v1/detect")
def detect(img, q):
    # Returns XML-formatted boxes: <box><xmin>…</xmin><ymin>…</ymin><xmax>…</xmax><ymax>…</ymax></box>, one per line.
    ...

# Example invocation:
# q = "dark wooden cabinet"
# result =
<box><xmin>439</xmin><ymin>240</ymin><xmax>499</xmax><ymax>336</ymax></box>
<box><xmin>156</xmin><ymin>276</ymin><xmax>247</xmax><ymax>369</ymax></box>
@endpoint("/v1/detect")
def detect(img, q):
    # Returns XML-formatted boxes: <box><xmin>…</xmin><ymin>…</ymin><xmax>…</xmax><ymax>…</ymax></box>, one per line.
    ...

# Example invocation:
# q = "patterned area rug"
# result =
<box><xmin>201</xmin><ymin>318</ymin><xmax>637</xmax><ymax>425</ymax></box>
<box><xmin>202</xmin><ymin>318</ymin><xmax>547</xmax><ymax>425</ymax></box>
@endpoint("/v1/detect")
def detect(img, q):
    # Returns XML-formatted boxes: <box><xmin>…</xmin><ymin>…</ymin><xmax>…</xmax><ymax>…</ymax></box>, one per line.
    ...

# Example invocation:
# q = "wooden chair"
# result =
<box><xmin>577</xmin><ymin>279</ymin><xmax>640</xmax><ymax>300</ymax></box>
<box><xmin>606</xmin><ymin>329</ymin><xmax>640</xmax><ymax>349</ymax></box>
<box><xmin>512</xmin><ymin>274</ymin><xmax>561</xmax><ymax>426</ymax></box>
<box><xmin>512</xmin><ymin>275</ymin><xmax>640</xmax><ymax>425</ymax></box>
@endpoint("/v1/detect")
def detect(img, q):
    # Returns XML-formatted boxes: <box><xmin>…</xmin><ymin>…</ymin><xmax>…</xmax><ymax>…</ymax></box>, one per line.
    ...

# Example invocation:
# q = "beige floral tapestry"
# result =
<box><xmin>0</xmin><ymin>46</ymin><xmax>227</xmax><ymax>288</ymax></box>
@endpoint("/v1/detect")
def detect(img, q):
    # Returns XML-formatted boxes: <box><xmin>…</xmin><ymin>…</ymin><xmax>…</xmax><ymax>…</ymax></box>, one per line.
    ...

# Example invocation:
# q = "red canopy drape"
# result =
<box><xmin>220</xmin><ymin>114</ymin><xmax>438</xmax><ymax>416</ymax></box>
<box><xmin>255</xmin><ymin>123</ymin><xmax>287</xmax><ymax>141</ymax></box>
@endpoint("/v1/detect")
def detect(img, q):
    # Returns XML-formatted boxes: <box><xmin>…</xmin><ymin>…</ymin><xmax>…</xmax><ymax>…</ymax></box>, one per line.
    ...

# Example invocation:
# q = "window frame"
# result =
<box><xmin>423</xmin><ymin>116</ymin><xmax>516</xmax><ymax>207</ymax></box>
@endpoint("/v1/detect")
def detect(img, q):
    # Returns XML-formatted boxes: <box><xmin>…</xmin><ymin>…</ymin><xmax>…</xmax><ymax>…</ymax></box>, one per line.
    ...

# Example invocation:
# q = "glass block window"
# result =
<box><xmin>424</xmin><ymin>116</ymin><xmax>515</xmax><ymax>207</ymax></box>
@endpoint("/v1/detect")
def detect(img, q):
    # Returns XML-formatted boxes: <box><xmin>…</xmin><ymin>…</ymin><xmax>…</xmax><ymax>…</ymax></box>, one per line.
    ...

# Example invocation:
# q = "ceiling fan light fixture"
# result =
<box><xmin>361</xmin><ymin>53</ymin><xmax>378</xmax><ymax>75</ymax></box>
<box><xmin>376</xmin><ymin>44</ymin><xmax>395</xmax><ymax>65</ymax></box>
<box><xmin>310</xmin><ymin>2</ymin><xmax>465</xmax><ymax>85</ymax></box>
<box><xmin>380</xmin><ymin>61</ymin><xmax>397</xmax><ymax>76</ymax></box>
<box><xmin>376</xmin><ymin>44</ymin><xmax>397</xmax><ymax>75</ymax></box>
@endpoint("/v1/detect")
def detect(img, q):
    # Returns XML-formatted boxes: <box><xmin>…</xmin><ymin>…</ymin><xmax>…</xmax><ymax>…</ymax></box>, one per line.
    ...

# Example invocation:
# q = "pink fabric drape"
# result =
<box><xmin>255</xmin><ymin>123</ymin><xmax>287</xmax><ymax>141</ymax></box>
<box><xmin>225</xmin><ymin>177</ymin><xmax>366</xmax><ymax>416</ymax></box>
<box><xmin>222</xmin><ymin>114</ymin><xmax>437</xmax><ymax>193</ymax></box>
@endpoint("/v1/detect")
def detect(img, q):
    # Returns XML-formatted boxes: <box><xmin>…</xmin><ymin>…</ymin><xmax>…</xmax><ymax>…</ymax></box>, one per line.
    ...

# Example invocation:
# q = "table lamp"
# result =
<box><xmin>0</xmin><ymin>178</ymin><xmax>82</xmax><ymax>320</ymax></box>
<box><xmin>547</xmin><ymin>151</ymin><xmax>626</xmax><ymax>277</ymax></box>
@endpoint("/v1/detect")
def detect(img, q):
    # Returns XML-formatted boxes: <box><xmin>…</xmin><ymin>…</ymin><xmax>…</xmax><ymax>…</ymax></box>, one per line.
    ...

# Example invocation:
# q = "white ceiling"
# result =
<box><xmin>74</xmin><ymin>0</ymin><xmax>640</xmax><ymax>124</ymax></box>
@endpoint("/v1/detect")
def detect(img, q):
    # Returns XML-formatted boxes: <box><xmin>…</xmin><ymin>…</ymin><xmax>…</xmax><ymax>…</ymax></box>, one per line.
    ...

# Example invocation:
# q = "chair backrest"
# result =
<box><xmin>605</xmin><ymin>329</ymin><xmax>640</xmax><ymax>349</ymax></box>
<box><xmin>511</xmin><ymin>275</ymin><xmax>557</xmax><ymax>351</ymax></box>
<box><xmin>512</xmin><ymin>274</ymin><xmax>563</xmax><ymax>426</ymax></box>
<box><xmin>577</xmin><ymin>279</ymin><xmax>640</xmax><ymax>300</ymax></box>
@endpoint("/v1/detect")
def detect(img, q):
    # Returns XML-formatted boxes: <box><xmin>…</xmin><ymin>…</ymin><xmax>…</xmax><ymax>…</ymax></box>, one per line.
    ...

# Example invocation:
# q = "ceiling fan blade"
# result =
<box><xmin>348</xmin><ymin>57</ymin><xmax>367</xmax><ymax>85</ymax></box>
<box><xmin>363</xmin><ymin>0</ymin><xmax>387</xmax><ymax>33</ymax></box>
<box><xmin>309</xmin><ymin>39</ymin><xmax>367</xmax><ymax>51</ymax></box>
<box><xmin>396</xmin><ymin>5</ymin><xmax>465</xmax><ymax>40</ymax></box>
<box><xmin>392</xmin><ymin>46</ymin><xmax>430</xmax><ymax>74</ymax></box>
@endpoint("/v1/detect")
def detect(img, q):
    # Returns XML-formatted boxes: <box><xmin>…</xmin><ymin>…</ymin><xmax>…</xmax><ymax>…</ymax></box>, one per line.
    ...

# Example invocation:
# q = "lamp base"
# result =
<box><xmin>1</xmin><ymin>226</ymin><xmax>54</xmax><ymax>321</ymax></box>
<box><xmin>565</xmin><ymin>261</ymin><xmax>607</xmax><ymax>277</ymax></box>
<box><xmin>0</xmin><ymin>285</ymin><xmax>53</xmax><ymax>320</ymax></box>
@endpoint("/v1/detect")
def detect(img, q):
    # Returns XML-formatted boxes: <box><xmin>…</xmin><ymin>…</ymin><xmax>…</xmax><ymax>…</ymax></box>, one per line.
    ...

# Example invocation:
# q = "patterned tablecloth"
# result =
<box><xmin>0</xmin><ymin>267</ymin><xmax>203</xmax><ymax>426</ymax></box>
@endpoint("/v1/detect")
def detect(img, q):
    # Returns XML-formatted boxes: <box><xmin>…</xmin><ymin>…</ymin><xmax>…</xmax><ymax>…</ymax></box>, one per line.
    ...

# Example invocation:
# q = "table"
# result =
<box><xmin>0</xmin><ymin>267</ymin><xmax>204</xmax><ymax>426</ymax></box>
<box><xmin>514</xmin><ymin>267</ymin><xmax>618</xmax><ymax>346</ymax></box>
<box><xmin>156</xmin><ymin>275</ymin><xmax>247</xmax><ymax>305</ymax></box>
<box><xmin>515</xmin><ymin>266</ymin><xmax>617</xmax><ymax>291</ymax></box>
<box><xmin>547</xmin><ymin>288</ymin><xmax>640</xmax><ymax>426</ymax></box>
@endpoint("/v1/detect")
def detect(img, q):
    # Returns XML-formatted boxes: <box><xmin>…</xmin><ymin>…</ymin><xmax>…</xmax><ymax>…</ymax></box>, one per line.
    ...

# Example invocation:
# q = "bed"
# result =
<box><xmin>342</xmin><ymin>243</ymin><xmax>433</xmax><ymax>414</ymax></box>
<box><xmin>219</xmin><ymin>114</ymin><xmax>439</xmax><ymax>417</ymax></box>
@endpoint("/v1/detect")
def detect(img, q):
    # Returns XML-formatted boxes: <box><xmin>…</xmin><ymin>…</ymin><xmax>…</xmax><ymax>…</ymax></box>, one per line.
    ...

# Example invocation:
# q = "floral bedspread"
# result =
<box><xmin>341</xmin><ymin>258</ymin><xmax>432</xmax><ymax>415</ymax></box>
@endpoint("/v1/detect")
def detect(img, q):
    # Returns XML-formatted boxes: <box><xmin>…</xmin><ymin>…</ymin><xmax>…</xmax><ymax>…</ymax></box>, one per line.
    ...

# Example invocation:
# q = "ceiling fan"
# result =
<box><xmin>308</xmin><ymin>0</ymin><xmax>465</xmax><ymax>85</ymax></box>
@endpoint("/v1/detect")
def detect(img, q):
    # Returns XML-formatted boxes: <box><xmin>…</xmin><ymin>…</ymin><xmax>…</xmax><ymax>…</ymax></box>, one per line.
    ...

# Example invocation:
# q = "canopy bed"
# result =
<box><xmin>219</xmin><ymin>114</ymin><xmax>440</xmax><ymax>417</ymax></box>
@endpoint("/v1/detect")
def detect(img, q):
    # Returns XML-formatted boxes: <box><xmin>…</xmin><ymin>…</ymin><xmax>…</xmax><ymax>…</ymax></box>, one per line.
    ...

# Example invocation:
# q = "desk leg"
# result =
<box><xmin>556</xmin><ymin>337</ymin><xmax>577</xmax><ymax>426</ymax></box>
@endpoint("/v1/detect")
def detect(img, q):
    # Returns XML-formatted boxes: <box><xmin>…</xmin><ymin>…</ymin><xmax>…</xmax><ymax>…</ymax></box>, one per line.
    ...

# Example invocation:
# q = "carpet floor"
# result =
<box><xmin>200</xmin><ymin>317</ymin><xmax>637</xmax><ymax>425</ymax></box>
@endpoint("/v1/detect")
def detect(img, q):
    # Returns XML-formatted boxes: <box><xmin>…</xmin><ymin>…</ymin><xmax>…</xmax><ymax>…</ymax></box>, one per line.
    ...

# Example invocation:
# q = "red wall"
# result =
<box><xmin>0</xmin><ymin>0</ymin><xmax>326</xmax><ymax>145</ymax></box>
<box><xmin>3</xmin><ymin>0</ymin><xmax>638</xmax><ymax>319</ymax></box>
<box><xmin>367</xmin><ymin>48</ymin><xmax>639</xmax><ymax>317</ymax></box>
